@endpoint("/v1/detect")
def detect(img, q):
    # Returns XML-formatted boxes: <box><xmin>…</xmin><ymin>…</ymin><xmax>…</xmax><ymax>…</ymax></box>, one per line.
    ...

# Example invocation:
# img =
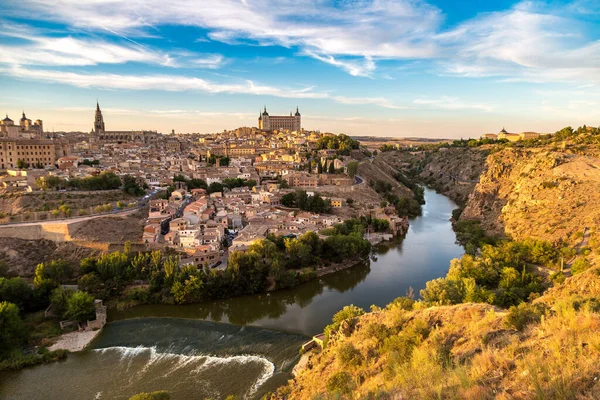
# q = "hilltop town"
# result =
<box><xmin>0</xmin><ymin>104</ymin><xmax>412</xmax><ymax>275</ymax></box>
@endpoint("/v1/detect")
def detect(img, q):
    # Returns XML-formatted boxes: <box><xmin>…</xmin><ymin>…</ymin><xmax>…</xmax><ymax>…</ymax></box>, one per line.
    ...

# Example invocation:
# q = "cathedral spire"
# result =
<box><xmin>94</xmin><ymin>101</ymin><xmax>105</xmax><ymax>133</ymax></box>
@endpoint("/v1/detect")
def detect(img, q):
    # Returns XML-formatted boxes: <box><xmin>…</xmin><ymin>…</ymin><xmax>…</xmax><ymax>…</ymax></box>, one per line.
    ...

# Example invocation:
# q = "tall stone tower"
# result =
<box><xmin>94</xmin><ymin>101</ymin><xmax>105</xmax><ymax>133</ymax></box>
<box><xmin>294</xmin><ymin>106</ymin><xmax>301</xmax><ymax>131</ymax></box>
<box><xmin>259</xmin><ymin>106</ymin><xmax>270</xmax><ymax>131</ymax></box>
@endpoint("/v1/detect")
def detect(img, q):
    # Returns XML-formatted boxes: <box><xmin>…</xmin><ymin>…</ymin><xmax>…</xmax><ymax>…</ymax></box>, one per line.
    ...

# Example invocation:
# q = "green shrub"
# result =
<box><xmin>571</xmin><ymin>257</ymin><xmax>591</xmax><ymax>275</ymax></box>
<box><xmin>451</xmin><ymin>208</ymin><xmax>463</xmax><ymax>220</ymax></box>
<box><xmin>128</xmin><ymin>391</ymin><xmax>170</xmax><ymax>400</ymax></box>
<box><xmin>365</xmin><ymin>322</ymin><xmax>391</xmax><ymax>343</ymax></box>
<box><xmin>541</xmin><ymin>181</ymin><xmax>557</xmax><ymax>189</ymax></box>
<box><xmin>326</xmin><ymin>371</ymin><xmax>355</xmax><ymax>395</ymax></box>
<box><xmin>389</xmin><ymin>296</ymin><xmax>415</xmax><ymax>311</ymax></box>
<box><xmin>571</xmin><ymin>297</ymin><xmax>600</xmax><ymax>313</ymax></box>
<box><xmin>382</xmin><ymin>319</ymin><xmax>430</xmax><ymax>366</ymax></box>
<box><xmin>324</xmin><ymin>304</ymin><xmax>365</xmax><ymax>343</ymax></box>
<box><xmin>337</xmin><ymin>342</ymin><xmax>363</xmax><ymax>367</ymax></box>
<box><xmin>550</xmin><ymin>271</ymin><xmax>566</xmax><ymax>284</ymax></box>
<box><xmin>504</xmin><ymin>303</ymin><xmax>547</xmax><ymax>331</ymax></box>
<box><xmin>0</xmin><ymin>347</ymin><xmax>67</xmax><ymax>371</ymax></box>
<box><xmin>323</xmin><ymin>305</ymin><xmax>365</xmax><ymax>344</ymax></box>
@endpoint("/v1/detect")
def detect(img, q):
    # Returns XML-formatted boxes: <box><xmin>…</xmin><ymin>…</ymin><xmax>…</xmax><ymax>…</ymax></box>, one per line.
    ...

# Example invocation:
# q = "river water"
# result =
<box><xmin>0</xmin><ymin>188</ymin><xmax>463</xmax><ymax>399</ymax></box>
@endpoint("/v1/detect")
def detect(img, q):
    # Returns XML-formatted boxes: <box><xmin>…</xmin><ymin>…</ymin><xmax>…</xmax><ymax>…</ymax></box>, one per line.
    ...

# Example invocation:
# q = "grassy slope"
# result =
<box><xmin>279</xmin><ymin>267</ymin><xmax>600</xmax><ymax>399</ymax></box>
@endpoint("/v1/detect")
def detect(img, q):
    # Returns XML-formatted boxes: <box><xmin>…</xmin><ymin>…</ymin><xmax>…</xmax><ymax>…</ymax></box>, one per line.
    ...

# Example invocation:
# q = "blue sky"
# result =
<box><xmin>0</xmin><ymin>0</ymin><xmax>598</xmax><ymax>137</ymax></box>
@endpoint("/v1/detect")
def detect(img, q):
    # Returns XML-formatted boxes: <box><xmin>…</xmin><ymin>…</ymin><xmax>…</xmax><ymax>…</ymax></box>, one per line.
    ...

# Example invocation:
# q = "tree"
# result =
<box><xmin>34</xmin><ymin>260</ymin><xmax>73</xmax><ymax>286</ymax></box>
<box><xmin>280</xmin><ymin>193</ymin><xmax>296</xmax><ymax>207</ymax></box>
<box><xmin>64</xmin><ymin>291</ymin><xmax>96</xmax><ymax>323</ymax></box>
<box><xmin>317</xmin><ymin>161</ymin><xmax>323</xmax><ymax>174</ymax></box>
<box><xmin>16</xmin><ymin>159</ymin><xmax>29</xmax><ymax>169</ymax></box>
<box><xmin>208</xmin><ymin>182</ymin><xmax>224</xmax><ymax>194</ymax></box>
<box><xmin>0</xmin><ymin>278</ymin><xmax>34</xmax><ymax>312</ymax></box>
<box><xmin>347</xmin><ymin>160</ymin><xmax>359</xmax><ymax>178</ymax></box>
<box><xmin>219</xmin><ymin>156</ymin><xmax>230</xmax><ymax>166</ymax></box>
<box><xmin>123</xmin><ymin>175</ymin><xmax>145</xmax><ymax>196</ymax></box>
<box><xmin>186</xmin><ymin>178</ymin><xmax>207</xmax><ymax>190</ymax></box>
<box><xmin>0</xmin><ymin>301</ymin><xmax>26</xmax><ymax>356</ymax></box>
<box><xmin>0</xmin><ymin>261</ymin><xmax>10</xmax><ymax>278</ymax></box>
<box><xmin>163</xmin><ymin>256</ymin><xmax>179</xmax><ymax>279</ymax></box>
<box><xmin>284</xmin><ymin>238</ymin><xmax>311</xmax><ymax>268</ymax></box>
<box><xmin>50</xmin><ymin>287</ymin><xmax>73</xmax><ymax>316</ymax></box>
<box><xmin>328</xmin><ymin>162</ymin><xmax>335</xmax><ymax>174</ymax></box>
<box><xmin>77</xmin><ymin>273</ymin><xmax>103</xmax><ymax>298</ymax></box>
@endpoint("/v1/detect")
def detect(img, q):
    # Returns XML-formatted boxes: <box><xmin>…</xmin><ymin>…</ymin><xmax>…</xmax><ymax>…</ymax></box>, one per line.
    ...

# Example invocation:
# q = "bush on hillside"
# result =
<box><xmin>337</xmin><ymin>342</ymin><xmax>364</xmax><ymax>367</ymax></box>
<box><xmin>326</xmin><ymin>371</ymin><xmax>355</xmax><ymax>395</ymax></box>
<box><xmin>504</xmin><ymin>303</ymin><xmax>548</xmax><ymax>331</ymax></box>
<box><xmin>571</xmin><ymin>257</ymin><xmax>591</xmax><ymax>275</ymax></box>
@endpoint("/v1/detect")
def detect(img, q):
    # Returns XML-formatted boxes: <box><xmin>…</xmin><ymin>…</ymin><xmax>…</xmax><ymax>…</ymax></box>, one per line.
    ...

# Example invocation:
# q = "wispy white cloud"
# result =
<box><xmin>3</xmin><ymin>66</ymin><xmax>408</xmax><ymax>109</ymax></box>
<box><xmin>302</xmin><ymin>51</ymin><xmax>376</xmax><ymax>78</ymax></box>
<box><xmin>414</xmin><ymin>96</ymin><xmax>493</xmax><ymax>112</ymax></box>
<box><xmin>436</xmin><ymin>3</ymin><xmax>600</xmax><ymax>83</ymax></box>
<box><xmin>2</xmin><ymin>0</ymin><xmax>441</xmax><ymax>76</ymax></box>
<box><xmin>56</xmin><ymin>106</ymin><xmax>254</xmax><ymax>118</ymax></box>
<box><xmin>0</xmin><ymin>22</ymin><xmax>226</xmax><ymax>69</ymax></box>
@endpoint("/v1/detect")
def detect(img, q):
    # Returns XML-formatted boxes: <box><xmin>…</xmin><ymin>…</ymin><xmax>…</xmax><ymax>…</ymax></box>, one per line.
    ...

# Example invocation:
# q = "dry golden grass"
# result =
<box><xmin>276</xmin><ymin>268</ymin><xmax>600</xmax><ymax>400</ymax></box>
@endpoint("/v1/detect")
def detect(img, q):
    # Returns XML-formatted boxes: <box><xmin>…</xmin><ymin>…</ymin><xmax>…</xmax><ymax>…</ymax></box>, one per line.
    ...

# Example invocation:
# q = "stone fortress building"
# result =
<box><xmin>90</xmin><ymin>102</ymin><xmax>158</xmax><ymax>146</ymax></box>
<box><xmin>258</xmin><ymin>106</ymin><xmax>301</xmax><ymax>132</ymax></box>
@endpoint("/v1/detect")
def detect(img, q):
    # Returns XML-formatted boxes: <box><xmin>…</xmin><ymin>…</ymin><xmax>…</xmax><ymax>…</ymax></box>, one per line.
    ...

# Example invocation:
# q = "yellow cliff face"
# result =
<box><xmin>461</xmin><ymin>147</ymin><xmax>600</xmax><ymax>254</ymax></box>
<box><xmin>274</xmin><ymin>267</ymin><xmax>600</xmax><ymax>399</ymax></box>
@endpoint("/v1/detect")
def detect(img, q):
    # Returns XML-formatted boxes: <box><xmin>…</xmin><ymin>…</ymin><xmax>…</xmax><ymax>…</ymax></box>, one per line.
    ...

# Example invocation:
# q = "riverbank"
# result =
<box><xmin>0</xmin><ymin>188</ymin><xmax>466</xmax><ymax>399</ymax></box>
<box><xmin>49</xmin><ymin>329</ymin><xmax>103</xmax><ymax>352</ymax></box>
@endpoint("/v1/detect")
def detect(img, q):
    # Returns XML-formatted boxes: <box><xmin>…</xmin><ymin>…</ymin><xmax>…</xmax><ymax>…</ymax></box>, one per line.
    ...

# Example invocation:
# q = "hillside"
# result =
<box><xmin>377</xmin><ymin>136</ymin><xmax>600</xmax><ymax>253</ymax></box>
<box><xmin>274</xmin><ymin>131</ymin><xmax>600</xmax><ymax>399</ymax></box>
<box><xmin>0</xmin><ymin>238</ymin><xmax>98</xmax><ymax>276</ymax></box>
<box><xmin>461</xmin><ymin>147</ymin><xmax>600</xmax><ymax>249</ymax></box>
<box><xmin>0</xmin><ymin>190</ymin><xmax>134</xmax><ymax>216</ymax></box>
<box><xmin>356</xmin><ymin>159</ymin><xmax>414</xmax><ymax>200</ymax></box>
<box><xmin>276</xmin><ymin>264</ymin><xmax>600</xmax><ymax>399</ymax></box>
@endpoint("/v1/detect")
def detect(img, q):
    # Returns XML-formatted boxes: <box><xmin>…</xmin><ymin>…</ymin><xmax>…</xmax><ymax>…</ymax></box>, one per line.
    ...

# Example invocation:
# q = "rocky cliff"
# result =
<box><xmin>461</xmin><ymin>147</ymin><xmax>600</xmax><ymax>246</ymax></box>
<box><xmin>377</xmin><ymin>148</ymin><xmax>488</xmax><ymax>205</ymax></box>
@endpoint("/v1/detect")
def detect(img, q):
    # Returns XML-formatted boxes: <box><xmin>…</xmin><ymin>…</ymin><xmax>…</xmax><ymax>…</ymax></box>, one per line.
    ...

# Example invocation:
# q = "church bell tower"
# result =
<box><xmin>94</xmin><ymin>101</ymin><xmax>105</xmax><ymax>133</ymax></box>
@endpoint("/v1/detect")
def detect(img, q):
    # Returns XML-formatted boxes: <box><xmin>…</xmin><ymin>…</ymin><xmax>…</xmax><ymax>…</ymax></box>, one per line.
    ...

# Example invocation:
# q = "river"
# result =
<box><xmin>0</xmin><ymin>188</ymin><xmax>463</xmax><ymax>399</ymax></box>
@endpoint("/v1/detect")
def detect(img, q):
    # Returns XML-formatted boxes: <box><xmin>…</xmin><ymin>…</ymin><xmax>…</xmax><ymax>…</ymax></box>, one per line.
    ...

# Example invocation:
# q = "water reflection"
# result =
<box><xmin>111</xmin><ymin>188</ymin><xmax>463</xmax><ymax>336</ymax></box>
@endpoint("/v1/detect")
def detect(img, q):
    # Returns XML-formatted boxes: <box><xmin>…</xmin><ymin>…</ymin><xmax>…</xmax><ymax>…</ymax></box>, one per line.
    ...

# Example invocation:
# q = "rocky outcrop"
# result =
<box><xmin>461</xmin><ymin>148</ymin><xmax>600</xmax><ymax>245</ymax></box>
<box><xmin>418</xmin><ymin>148</ymin><xmax>488</xmax><ymax>205</ymax></box>
<box><xmin>377</xmin><ymin>148</ymin><xmax>488</xmax><ymax>205</ymax></box>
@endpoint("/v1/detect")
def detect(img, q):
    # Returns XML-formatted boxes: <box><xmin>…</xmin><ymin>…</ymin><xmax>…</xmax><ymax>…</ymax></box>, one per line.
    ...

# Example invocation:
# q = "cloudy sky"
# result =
<box><xmin>0</xmin><ymin>0</ymin><xmax>598</xmax><ymax>137</ymax></box>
